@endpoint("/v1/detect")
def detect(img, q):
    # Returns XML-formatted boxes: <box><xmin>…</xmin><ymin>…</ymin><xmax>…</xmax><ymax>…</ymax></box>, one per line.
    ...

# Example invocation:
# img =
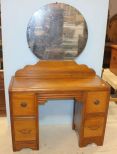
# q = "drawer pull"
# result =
<box><xmin>87</xmin><ymin>125</ymin><xmax>101</xmax><ymax>130</ymax></box>
<box><xmin>18</xmin><ymin>129</ymin><xmax>32</xmax><ymax>135</ymax></box>
<box><xmin>94</xmin><ymin>99</ymin><xmax>100</xmax><ymax>105</ymax></box>
<box><xmin>20</xmin><ymin>102</ymin><xmax>27</xmax><ymax>107</ymax></box>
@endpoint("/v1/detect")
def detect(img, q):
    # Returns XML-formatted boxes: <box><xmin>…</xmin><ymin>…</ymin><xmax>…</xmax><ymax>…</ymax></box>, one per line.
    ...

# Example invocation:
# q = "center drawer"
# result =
<box><xmin>11</xmin><ymin>93</ymin><xmax>36</xmax><ymax>116</ymax></box>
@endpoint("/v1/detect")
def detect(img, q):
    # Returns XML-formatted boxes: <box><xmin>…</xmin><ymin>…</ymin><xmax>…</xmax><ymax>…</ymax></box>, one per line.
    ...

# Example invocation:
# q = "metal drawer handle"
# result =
<box><xmin>94</xmin><ymin>99</ymin><xmax>100</xmax><ymax>105</ymax></box>
<box><xmin>20</xmin><ymin>102</ymin><xmax>27</xmax><ymax>107</ymax></box>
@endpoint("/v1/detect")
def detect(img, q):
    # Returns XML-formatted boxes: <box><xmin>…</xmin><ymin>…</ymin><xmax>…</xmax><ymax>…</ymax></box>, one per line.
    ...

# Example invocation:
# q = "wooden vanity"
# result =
<box><xmin>9</xmin><ymin>60</ymin><xmax>110</xmax><ymax>151</ymax></box>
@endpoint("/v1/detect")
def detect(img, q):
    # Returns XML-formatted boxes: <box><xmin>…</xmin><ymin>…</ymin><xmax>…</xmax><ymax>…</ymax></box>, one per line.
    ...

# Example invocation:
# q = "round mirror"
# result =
<box><xmin>27</xmin><ymin>3</ymin><xmax>88</xmax><ymax>60</ymax></box>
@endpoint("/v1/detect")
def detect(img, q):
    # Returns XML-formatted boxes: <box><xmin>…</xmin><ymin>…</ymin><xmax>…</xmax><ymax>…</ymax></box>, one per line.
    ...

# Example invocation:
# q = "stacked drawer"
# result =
<box><xmin>10</xmin><ymin>92</ymin><xmax>38</xmax><ymax>151</ymax></box>
<box><xmin>81</xmin><ymin>91</ymin><xmax>109</xmax><ymax>146</ymax></box>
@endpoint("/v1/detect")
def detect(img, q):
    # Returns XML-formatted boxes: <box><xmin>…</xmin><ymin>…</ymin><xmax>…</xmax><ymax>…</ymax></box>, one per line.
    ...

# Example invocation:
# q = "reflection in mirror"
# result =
<box><xmin>27</xmin><ymin>3</ymin><xmax>88</xmax><ymax>60</ymax></box>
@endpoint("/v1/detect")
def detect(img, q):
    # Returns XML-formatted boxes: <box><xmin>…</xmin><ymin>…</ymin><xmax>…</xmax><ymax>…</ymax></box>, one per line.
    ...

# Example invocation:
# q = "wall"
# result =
<box><xmin>1</xmin><ymin>0</ymin><xmax>109</xmax><ymax>125</ymax></box>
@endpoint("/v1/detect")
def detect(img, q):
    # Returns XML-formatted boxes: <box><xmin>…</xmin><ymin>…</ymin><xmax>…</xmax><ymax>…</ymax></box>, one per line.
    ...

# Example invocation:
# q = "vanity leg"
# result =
<box><xmin>72</xmin><ymin>100</ymin><xmax>84</xmax><ymax>147</ymax></box>
<box><xmin>72</xmin><ymin>101</ymin><xmax>76</xmax><ymax>130</ymax></box>
<box><xmin>73</xmin><ymin>100</ymin><xmax>83</xmax><ymax>131</ymax></box>
<box><xmin>36</xmin><ymin>104</ymin><xmax>39</xmax><ymax>150</ymax></box>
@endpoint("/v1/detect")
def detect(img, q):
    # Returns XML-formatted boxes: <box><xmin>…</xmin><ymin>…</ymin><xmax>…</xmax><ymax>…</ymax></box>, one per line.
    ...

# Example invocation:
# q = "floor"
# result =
<box><xmin>0</xmin><ymin>102</ymin><xmax>117</xmax><ymax>154</ymax></box>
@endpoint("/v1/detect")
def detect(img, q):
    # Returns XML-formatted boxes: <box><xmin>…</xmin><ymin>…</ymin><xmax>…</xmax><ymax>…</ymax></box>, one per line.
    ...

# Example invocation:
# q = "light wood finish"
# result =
<box><xmin>13</xmin><ymin>141</ymin><xmax>38</xmax><ymax>151</ymax></box>
<box><xmin>15</xmin><ymin>60</ymin><xmax>96</xmax><ymax>79</ymax></box>
<box><xmin>12</xmin><ymin>93</ymin><xmax>36</xmax><ymax>116</ymax></box>
<box><xmin>110</xmin><ymin>45</ymin><xmax>117</xmax><ymax>75</ymax></box>
<box><xmin>102</xmin><ymin>69</ymin><xmax>117</xmax><ymax>102</ymax></box>
<box><xmin>85</xmin><ymin>91</ymin><xmax>108</xmax><ymax>113</ymax></box>
<box><xmin>102</xmin><ymin>69</ymin><xmax>117</xmax><ymax>90</ymax></box>
<box><xmin>110</xmin><ymin>96</ymin><xmax>117</xmax><ymax>102</ymax></box>
<box><xmin>13</xmin><ymin>118</ymin><xmax>37</xmax><ymax>141</ymax></box>
<box><xmin>9</xmin><ymin>60</ymin><xmax>110</xmax><ymax>151</ymax></box>
<box><xmin>84</xmin><ymin>117</ymin><xmax>104</xmax><ymax>137</ymax></box>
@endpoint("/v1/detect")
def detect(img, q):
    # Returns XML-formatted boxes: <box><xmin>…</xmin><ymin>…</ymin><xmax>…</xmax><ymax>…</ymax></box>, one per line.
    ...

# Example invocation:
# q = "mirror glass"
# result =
<box><xmin>27</xmin><ymin>3</ymin><xmax>88</xmax><ymax>60</ymax></box>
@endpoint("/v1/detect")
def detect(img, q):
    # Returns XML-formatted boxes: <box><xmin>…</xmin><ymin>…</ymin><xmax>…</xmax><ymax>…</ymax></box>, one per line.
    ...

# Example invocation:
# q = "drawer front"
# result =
<box><xmin>84</xmin><ymin>117</ymin><xmax>104</xmax><ymax>138</ymax></box>
<box><xmin>110</xmin><ymin>49</ymin><xmax>117</xmax><ymax>75</ymax></box>
<box><xmin>86</xmin><ymin>91</ymin><xmax>108</xmax><ymax>113</ymax></box>
<box><xmin>111</xmin><ymin>49</ymin><xmax>117</xmax><ymax>64</ymax></box>
<box><xmin>0</xmin><ymin>71</ymin><xmax>4</xmax><ymax>89</ymax></box>
<box><xmin>12</xmin><ymin>93</ymin><xmax>36</xmax><ymax>116</ymax></box>
<box><xmin>0</xmin><ymin>71</ymin><xmax>4</xmax><ymax>80</ymax></box>
<box><xmin>0</xmin><ymin>91</ymin><xmax>5</xmax><ymax>105</ymax></box>
<box><xmin>13</xmin><ymin>118</ymin><xmax>37</xmax><ymax>141</ymax></box>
